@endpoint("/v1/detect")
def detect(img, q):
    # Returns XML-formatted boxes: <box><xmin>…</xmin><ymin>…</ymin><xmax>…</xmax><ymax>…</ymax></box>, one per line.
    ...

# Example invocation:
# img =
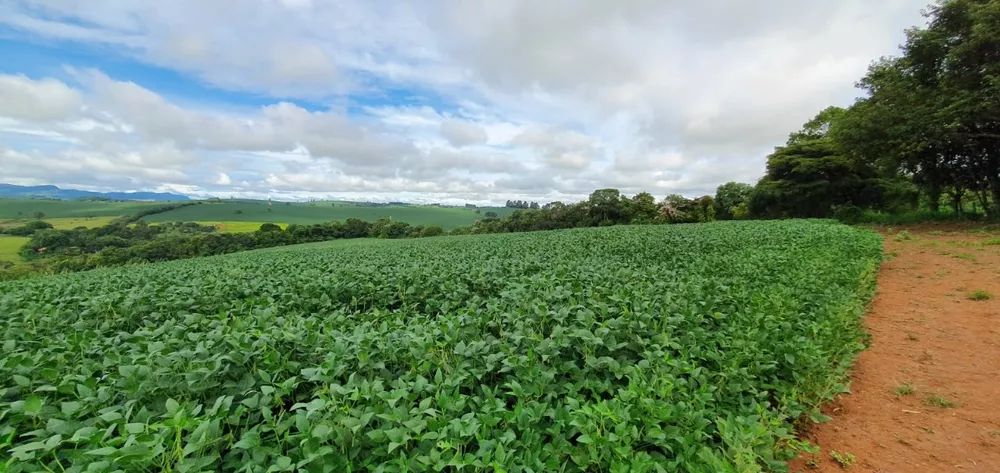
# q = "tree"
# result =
<box><xmin>692</xmin><ymin>196</ymin><xmax>716</xmax><ymax>222</ymax></box>
<box><xmin>659</xmin><ymin>194</ymin><xmax>698</xmax><ymax>223</ymax></box>
<box><xmin>419</xmin><ymin>226</ymin><xmax>444</xmax><ymax>237</ymax></box>
<box><xmin>629</xmin><ymin>192</ymin><xmax>659</xmax><ymax>223</ymax></box>
<box><xmin>258</xmin><ymin>223</ymin><xmax>282</xmax><ymax>232</ymax></box>
<box><xmin>714</xmin><ymin>182</ymin><xmax>754</xmax><ymax>220</ymax></box>
<box><xmin>484</xmin><ymin>211</ymin><xmax>499</xmax><ymax>219</ymax></box>
<box><xmin>33</xmin><ymin>212</ymin><xmax>45</xmax><ymax>220</ymax></box>
<box><xmin>587</xmin><ymin>188</ymin><xmax>626</xmax><ymax>225</ymax></box>
<box><xmin>750</xmin><ymin>107</ymin><xmax>890</xmax><ymax>219</ymax></box>
<box><xmin>828</xmin><ymin>0</ymin><xmax>1000</xmax><ymax>217</ymax></box>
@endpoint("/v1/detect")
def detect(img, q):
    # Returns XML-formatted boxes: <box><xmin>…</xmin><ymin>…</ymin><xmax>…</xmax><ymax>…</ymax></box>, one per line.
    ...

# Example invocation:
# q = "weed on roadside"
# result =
<box><xmin>925</xmin><ymin>395</ymin><xmax>955</xmax><ymax>408</ymax></box>
<box><xmin>830</xmin><ymin>450</ymin><xmax>856</xmax><ymax>468</ymax></box>
<box><xmin>968</xmin><ymin>290</ymin><xmax>993</xmax><ymax>301</ymax></box>
<box><xmin>953</xmin><ymin>253</ymin><xmax>977</xmax><ymax>262</ymax></box>
<box><xmin>894</xmin><ymin>382</ymin><xmax>916</xmax><ymax>396</ymax></box>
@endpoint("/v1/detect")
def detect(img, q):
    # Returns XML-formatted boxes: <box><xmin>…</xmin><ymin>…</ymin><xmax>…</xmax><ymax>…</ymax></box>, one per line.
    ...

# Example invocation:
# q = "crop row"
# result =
<box><xmin>0</xmin><ymin>221</ymin><xmax>882</xmax><ymax>472</ymax></box>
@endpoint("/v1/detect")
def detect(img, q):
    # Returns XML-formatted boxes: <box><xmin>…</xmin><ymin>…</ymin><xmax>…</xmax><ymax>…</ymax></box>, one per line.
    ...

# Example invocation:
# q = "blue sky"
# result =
<box><xmin>0</xmin><ymin>0</ymin><xmax>927</xmax><ymax>204</ymax></box>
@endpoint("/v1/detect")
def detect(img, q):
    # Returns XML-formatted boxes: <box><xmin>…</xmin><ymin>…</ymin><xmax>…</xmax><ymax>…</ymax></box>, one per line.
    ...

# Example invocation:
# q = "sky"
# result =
<box><xmin>0</xmin><ymin>0</ymin><xmax>929</xmax><ymax>205</ymax></box>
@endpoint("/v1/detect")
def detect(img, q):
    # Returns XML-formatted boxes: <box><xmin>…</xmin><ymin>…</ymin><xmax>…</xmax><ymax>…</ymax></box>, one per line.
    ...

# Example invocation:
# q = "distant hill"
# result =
<box><xmin>0</xmin><ymin>184</ymin><xmax>189</xmax><ymax>202</ymax></box>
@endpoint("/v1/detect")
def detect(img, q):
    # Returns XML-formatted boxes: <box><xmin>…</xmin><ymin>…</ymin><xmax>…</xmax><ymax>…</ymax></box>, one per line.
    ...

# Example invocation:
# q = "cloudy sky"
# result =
<box><xmin>0</xmin><ymin>0</ymin><xmax>927</xmax><ymax>204</ymax></box>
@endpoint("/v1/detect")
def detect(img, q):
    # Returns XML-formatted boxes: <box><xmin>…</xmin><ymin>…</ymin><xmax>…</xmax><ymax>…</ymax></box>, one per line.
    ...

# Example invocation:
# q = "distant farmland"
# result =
<box><xmin>144</xmin><ymin>200</ymin><xmax>517</xmax><ymax>229</ymax></box>
<box><xmin>0</xmin><ymin>199</ymin><xmax>171</xmax><ymax>219</ymax></box>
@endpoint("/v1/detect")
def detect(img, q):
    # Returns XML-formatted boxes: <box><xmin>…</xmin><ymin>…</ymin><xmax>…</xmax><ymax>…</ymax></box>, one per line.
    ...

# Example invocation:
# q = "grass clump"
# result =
<box><xmin>829</xmin><ymin>450</ymin><xmax>856</xmax><ymax>468</ymax></box>
<box><xmin>968</xmin><ymin>290</ymin><xmax>994</xmax><ymax>301</ymax></box>
<box><xmin>924</xmin><ymin>395</ymin><xmax>956</xmax><ymax>408</ymax></box>
<box><xmin>953</xmin><ymin>252</ymin><xmax>977</xmax><ymax>262</ymax></box>
<box><xmin>893</xmin><ymin>382</ymin><xmax>916</xmax><ymax>396</ymax></box>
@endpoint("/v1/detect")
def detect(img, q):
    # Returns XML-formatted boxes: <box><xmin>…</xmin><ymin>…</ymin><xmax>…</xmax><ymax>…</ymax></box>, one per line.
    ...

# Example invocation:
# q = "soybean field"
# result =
<box><xmin>0</xmin><ymin>221</ymin><xmax>882</xmax><ymax>472</ymax></box>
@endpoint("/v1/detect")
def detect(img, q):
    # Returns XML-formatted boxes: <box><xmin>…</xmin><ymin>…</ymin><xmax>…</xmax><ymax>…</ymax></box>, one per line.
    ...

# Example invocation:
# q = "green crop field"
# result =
<box><xmin>0</xmin><ymin>236</ymin><xmax>29</xmax><ymax>262</ymax></box>
<box><xmin>0</xmin><ymin>199</ymin><xmax>170</xmax><ymax>220</ymax></box>
<box><xmin>144</xmin><ymin>201</ymin><xmax>516</xmax><ymax>229</ymax></box>
<box><xmin>0</xmin><ymin>221</ymin><xmax>881</xmax><ymax>472</ymax></box>
<box><xmin>186</xmin><ymin>221</ymin><xmax>289</xmax><ymax>233</ymax></box>
<box><xmin>0</xmin><ymin>216</ymin><xmax>120</xmax><ymax>231</ymax></box>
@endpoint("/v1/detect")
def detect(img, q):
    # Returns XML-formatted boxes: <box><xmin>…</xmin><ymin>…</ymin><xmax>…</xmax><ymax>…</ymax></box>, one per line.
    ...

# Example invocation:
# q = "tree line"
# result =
<box><xmin>750</xmin><ymin>0</ymin><xmax>999</xmax><ymax>221</ymax></box>
<box><xmin>452</xmin><ymin>185</ymin><xmax>752</xmax><ymax>234</ymax></box>
<box><xmin>2</xmin><ymin>186</ymin><xmax>757</xmax><ymax>280</ymax></box>
<box><xmin>505</xmin><ymin>200</ymin><xmax>541</xmax><ymax>209</ymax></box>
<box><xmin>5</xmin><ymin>218</ymin><xmax>447</xmax><ymax>277</ymax></box>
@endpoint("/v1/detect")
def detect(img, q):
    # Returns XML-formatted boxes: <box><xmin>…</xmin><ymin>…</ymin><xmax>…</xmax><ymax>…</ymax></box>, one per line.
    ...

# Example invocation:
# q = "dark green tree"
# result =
<box><xmin>714</xmin><ymin>182</ymin><xmax>754</xmax><ymax>220</ymax></box>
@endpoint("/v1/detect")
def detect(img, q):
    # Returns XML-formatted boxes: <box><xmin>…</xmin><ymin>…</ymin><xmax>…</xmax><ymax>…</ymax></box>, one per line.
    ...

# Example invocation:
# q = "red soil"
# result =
<box><xmin>789</xmin><ymin>226</ymin><xmax>1000</xmax><ymax>472</ymax></box>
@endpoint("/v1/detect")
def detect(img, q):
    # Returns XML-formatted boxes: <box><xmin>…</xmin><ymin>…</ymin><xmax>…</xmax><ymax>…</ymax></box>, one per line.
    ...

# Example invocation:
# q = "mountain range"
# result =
<box><xmin>0</xmin><ymin>184</ymin><xmax>190</xmax><ymax>202</ymax></box>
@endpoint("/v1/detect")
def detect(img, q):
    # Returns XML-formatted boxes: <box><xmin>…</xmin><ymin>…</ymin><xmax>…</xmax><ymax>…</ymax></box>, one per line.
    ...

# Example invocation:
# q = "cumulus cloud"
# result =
<box><xmin>440</xmin><ymin>119</ymin><xmax>487</xmax><ymax>147</ymax></box>
<box><xmin>0</xmin><ymin>74</ymin><xmax>82</xmax><ymax>122</ymax></box>
<box><xmin>510</xmin><ymin>126</ymin><xmax>598</xmax><ymax>171</ymax></box>
<box><xmin>1</xmin><ymin>145</ymin><xmax>192</xmax><ymax>190</ymax></box>
<box><xmin>0</xmin><ymin>0</ymin><xmax>928</xmax><ymax>201</ymax></box>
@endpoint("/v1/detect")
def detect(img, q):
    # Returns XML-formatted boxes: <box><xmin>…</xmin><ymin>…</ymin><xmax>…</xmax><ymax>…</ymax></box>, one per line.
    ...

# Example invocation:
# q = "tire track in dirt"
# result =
<box><xmin>790</xmin><ymin>226</ymin><xmax>1000</xmax><ymax>472</ymax></box>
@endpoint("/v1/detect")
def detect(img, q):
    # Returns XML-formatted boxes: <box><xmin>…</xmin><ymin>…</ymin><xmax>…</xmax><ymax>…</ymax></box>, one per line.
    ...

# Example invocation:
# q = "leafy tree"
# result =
<box><xmin>419</xmin><ymin>226</ymin><xmax>444</xmax><ymax>237</ymax></box>
<box><xmin>693</xmin><ymin>196</ymin><xmax>716</xmax><ymax>222</ymax></box>
<box><xmin>714</xmin><ymin>182</ymin><xmax>754</xmax><ymax>220</ymax></box>
<box><xmin>750</xmin><ymin>107</ymin><xmax>889</xmax><ymax>218</ymax></box>
<box><xmin>659</xmin><ymin>194</ymin><xmax>696</xmax><ymax>223</ymax></box>
<box><xmin>629</xmin><ymin>192</ymin><xmax>659</xmax><ymax>223</ymax></box>
<box><xmin>258</xmin><ymin>223</ymin><xmax>282</xmax><ymax>232</ymax></box>
<box><xmin>32</xmin><ymin>212</ymin><xmax>45</xmax><ymax>220</ymax></box>
<box><xmin>588</xmin><ymin>188</ymin><xmax>626</xmax><ymax>225</ymax></box>
<box><xmin>828</xmin><ymin>0</ymin><xmax>1000</xmax><ymax>217</ymax></box>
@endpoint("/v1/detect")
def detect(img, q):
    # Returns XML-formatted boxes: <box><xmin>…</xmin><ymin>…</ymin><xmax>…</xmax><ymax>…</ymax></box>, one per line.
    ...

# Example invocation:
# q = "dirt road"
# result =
<box><xmin>790</xmin><ymin>226</ymin><xmax>1000</xmax><ymax>472</ymax></box>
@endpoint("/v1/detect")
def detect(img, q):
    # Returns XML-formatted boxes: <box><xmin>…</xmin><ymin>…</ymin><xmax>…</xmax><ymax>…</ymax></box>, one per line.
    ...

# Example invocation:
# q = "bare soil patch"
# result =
<box><xmin>789</xmin><ymin>226</ymin><xmax>1000</xmax><ymax>472</ymax></box>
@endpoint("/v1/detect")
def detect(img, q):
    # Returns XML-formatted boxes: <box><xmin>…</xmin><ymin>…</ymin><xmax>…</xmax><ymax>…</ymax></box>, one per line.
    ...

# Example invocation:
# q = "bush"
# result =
<box><xmin>419</xmin><ymin>225</ymin><xmax>444</xmax><ymax>237</ymax></box>
<box><xmin>832</xmin><ymin>205</ymin><xmax>864</xmax><ymax>224</ymax></box>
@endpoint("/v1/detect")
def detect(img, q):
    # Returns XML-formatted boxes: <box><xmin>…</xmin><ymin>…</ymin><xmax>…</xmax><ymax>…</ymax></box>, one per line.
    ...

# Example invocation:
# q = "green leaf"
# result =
<box><xmin>61</xmin><ymin>401</ymin><xmax>82</xmax><ymax>416</ymax></box>
<box><xmin>10</xmin><ymin>441</ymin><xmax>46</xmax><ymax>453</ymax></box>
<box><xmin>84</xmin><ymin>446</ymin><xmax>118</xmax><ymax>456</ymax></box>
<box><xmin>71</xmin><ymin>426</ymin><xmax>98</xmax><ymax>441</ymax></box>
<box><xmin>23</xmin><ymin>395</ymin><xmax>42</xmax><ymax>415</ymax></box>
<box><xmin>125</xmin><ymin>423</ymin><xmax>146</xmax><ymax>434</ymax></box>
<box><xmin>311</xmin><ymin>424</ymin><xmax>332</xmax><ymax>439</ymax></box>
<box><xmin>12</xmin><ymin>374</ymin><xmax>29</xmax><ymax>387</ymax></box>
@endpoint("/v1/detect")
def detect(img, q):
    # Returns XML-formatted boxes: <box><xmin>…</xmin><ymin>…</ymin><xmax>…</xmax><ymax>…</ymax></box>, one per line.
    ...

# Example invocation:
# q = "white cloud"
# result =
<box><xmin>440</xmin><ymin>119</ymin><xmax>487</xmax><ymax>147</ymax></box>
<box><xmin>0</xmin><ymin>74</ymin><xmax>82</xmax><ymax>122</ymax></box>
<box><xmin>0</xmin><ymin>0</ymin><xmax>928</xmax><ymax>201</ymax></box>
<box><xmin>216</xmin><ymin>172</ymin><xmax>232</xmax><ymax>185</ymax></box>
<box><xmin>510</xmin><ymin>126</ymin><xmax>598</xmax><ymax>171</ymax></box>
